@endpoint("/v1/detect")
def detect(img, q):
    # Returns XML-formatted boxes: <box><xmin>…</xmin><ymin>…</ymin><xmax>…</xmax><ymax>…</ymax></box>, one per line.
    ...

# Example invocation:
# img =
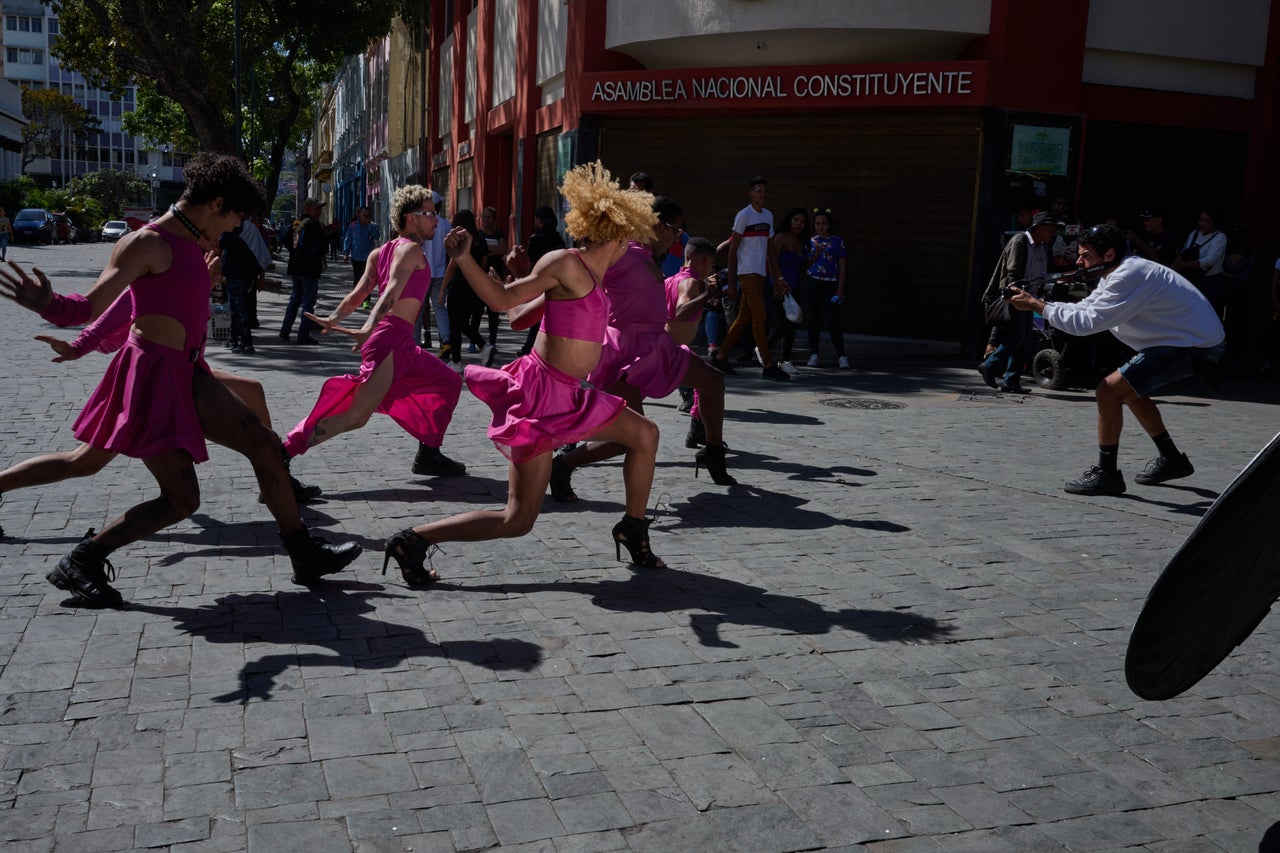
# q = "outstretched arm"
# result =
<box><xmin>307</xmin><ymin>245</ymin><xmax>382</xmax><ymax>333</ymax></box>
<box><xmin>443</xmin><ymin>227</ymin><xmax>569</xmax><ymax>311</ymax></box>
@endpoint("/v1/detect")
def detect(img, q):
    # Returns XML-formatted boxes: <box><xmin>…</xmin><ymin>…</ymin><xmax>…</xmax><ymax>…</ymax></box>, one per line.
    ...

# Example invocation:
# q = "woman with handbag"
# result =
<box><xmin>769</xmin><ymin>207</ymin><xmax>809</xmax><ymax>374</ymax></box>
<box><xmin>803</xmin><ymin>209</ymin><xmax>850</xmax><ymax>368</ymax></box>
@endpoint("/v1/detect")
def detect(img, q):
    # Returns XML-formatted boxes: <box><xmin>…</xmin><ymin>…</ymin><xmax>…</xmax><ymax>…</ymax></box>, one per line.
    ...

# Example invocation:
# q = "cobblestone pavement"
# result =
<box><xmin>1</xmin><ymin>241</ymin><xmax>1278</xmax><ymax>851</ymax></box>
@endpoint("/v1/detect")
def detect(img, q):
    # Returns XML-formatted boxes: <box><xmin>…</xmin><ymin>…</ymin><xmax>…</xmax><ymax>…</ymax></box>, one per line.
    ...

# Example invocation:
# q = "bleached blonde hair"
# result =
<box><xmin>560</xmin><ymin>162</ymin><xmax>657</xmax><ymax>245</ymax></box>
<box><xmin>390</xmin><ymin>184</ymin><xmax>434</xmax><ymax>232</ymax></box>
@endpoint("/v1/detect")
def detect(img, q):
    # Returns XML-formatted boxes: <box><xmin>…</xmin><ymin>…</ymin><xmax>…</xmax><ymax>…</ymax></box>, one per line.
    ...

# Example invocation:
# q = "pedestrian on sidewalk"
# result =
<box><xmin>280</xmin><ymin>198</ymin><xmax>327</xmax><ymax>345</ymax></box>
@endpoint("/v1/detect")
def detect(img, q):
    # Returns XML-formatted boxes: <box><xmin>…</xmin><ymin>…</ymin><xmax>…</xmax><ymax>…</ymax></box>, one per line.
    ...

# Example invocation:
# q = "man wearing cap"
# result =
<box><xmin>1009</xmin><ymin>224</ymin><xmax>1224</xmax><ymax>496</ymax></box>
<box><xmin>281</xmin><ymin>198</ymin><xmax>327</xmax><ymax>345</ymax></box>
<box><xmin>1127</xmin><ymin>209</ymin><xmax>1178</xmax><ymax>265</ymax></box>
<box><xmin>978</xmin><ymin>210</ymin><xmax>1060</xmax><ymax>392</ymax></box>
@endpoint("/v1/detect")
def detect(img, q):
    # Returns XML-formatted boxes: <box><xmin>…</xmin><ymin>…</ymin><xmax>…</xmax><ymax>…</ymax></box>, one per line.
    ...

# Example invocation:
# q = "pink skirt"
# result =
<box><xmin>284</xmin><ymin>315</ymin><xmax>462</xmax><ymax>457</ymax></box>
<box><xmin>466</xmin><ymin>350</ymin><xmax>627</xmax><ymax>464</ymax></box>
<box><xmin>588</xmin><ymin>325</ymin><xmax>691</xmax><ymax>400</ymax></box>
<box><xmin>73</xmin><ymin>334</ymin><xmax>207</xmax><ymax>462</ymax></box>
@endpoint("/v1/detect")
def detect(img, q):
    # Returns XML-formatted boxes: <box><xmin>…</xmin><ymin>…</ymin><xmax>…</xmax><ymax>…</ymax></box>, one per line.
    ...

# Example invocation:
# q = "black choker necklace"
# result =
<box><xmin>169</xmin><ymin>204</ymin><xmax>204</xmax><ymax>240</ymax></box>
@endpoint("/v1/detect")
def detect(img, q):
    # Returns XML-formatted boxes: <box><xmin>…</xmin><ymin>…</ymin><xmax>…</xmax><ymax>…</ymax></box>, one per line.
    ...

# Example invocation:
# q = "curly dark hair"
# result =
<box><xmin>180</xmin><ymin>152</ymin><xmax>267</xmax><ymax>217</ymax></box>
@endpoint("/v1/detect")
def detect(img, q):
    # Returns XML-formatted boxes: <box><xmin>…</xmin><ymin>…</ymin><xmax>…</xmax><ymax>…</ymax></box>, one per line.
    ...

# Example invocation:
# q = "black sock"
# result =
<box><xmin>1098</xmin><ymin>444</ymin><xmax>1119</xmax><ymax>473</ymax></box>
<box><xmin>1152</xmin><ymin>431</ymin><xmax>1179</xmax><ymax>459</ymax></box>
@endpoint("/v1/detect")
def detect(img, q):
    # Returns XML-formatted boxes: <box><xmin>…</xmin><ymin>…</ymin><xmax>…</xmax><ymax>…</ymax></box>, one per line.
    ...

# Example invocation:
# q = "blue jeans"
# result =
<box><xmin>981</xmin><ymin>309</ymin><xmax>1032</xmax><ymax>388</ymax></box>
<box><xmin>281</xmin><ymin>276</ymin><xmax>319</xmax><ymax>340</ymax></box>
<box><xmin>1119</xmin><ymin>343</ymin><xmax>1225</xmax><ymax>397</ymax></box>
<box><xmin>415</xmin><ymin>276</ymin><xmax>448</xmax><ymax>346</ymax></box>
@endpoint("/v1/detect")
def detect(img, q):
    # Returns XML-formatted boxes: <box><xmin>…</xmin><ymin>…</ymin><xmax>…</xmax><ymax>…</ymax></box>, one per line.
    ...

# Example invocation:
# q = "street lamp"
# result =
<box><xmin>150</xmin><ymin>168</ymin><xmax>158</xmax><ymax>214</ymax></box>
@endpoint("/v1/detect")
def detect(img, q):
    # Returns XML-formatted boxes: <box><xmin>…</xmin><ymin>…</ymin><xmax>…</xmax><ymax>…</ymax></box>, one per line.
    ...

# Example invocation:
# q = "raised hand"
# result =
<box><xmin>33</xmin><ymin>334</ymin><xmax>76</xmax><ymax>362</ymax></box>
<box><xmin>504</xmin><ymin>245</ymin><xmax>531</xmax><ymax>278</ymax></box>
<box><xmin>442</xmin><ymin>226</ymin><xmax>473</xmax><ymax>258</ymax></box>
<box><xmin>0</xmin><ymin>260</ymin><xmax>54</xmax><ymax>312</ymax></box>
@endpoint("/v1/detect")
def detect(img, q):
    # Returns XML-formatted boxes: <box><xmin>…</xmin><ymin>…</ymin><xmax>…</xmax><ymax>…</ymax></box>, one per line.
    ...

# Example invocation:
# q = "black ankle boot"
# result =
<box><xmin>46</xmin><ymin>530</ymin><xmax>123</xmax><ymax>608</ymax></box>
<box><xmin>694</xmin><ymin>443</ymin><xmax>736</xmax><ymax>485</ymax></box>
<box><xmin>281</xmin><ymin>528</ymin><xmax>362</xmax><ymax>585</ymax></box>
<box><xmin>611</xmin><ymin>514</ymin><xmax>665</xmax><ymax>568</ymax></box>
<box><xmin>412</xmin><ymin>443</ymin><xmax>466</xmax><ymax>476</ymax></box>
<box><xmin>685</xmin><ymin>416</ymin><xmax>707</xmax><ymax>449</ymax></box>
<box><xmin>549</xmin><ymin>452</ymin><xmax>578</xmax><ymax>502</ymax></box>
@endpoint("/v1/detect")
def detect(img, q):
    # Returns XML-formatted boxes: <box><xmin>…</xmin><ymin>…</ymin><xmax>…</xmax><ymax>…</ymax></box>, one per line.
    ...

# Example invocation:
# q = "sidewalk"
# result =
<box><xmin>1</xmin><ymin>260</ymin><xmax>1278</xmax><ymax>851</ymax></box>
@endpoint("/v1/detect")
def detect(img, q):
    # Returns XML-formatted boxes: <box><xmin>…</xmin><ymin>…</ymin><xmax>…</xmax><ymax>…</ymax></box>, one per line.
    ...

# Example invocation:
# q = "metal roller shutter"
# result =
<box><xmin>594</xmin><ymin>110</ymin><xmax>981</xmax><ymax>342</ymax></box>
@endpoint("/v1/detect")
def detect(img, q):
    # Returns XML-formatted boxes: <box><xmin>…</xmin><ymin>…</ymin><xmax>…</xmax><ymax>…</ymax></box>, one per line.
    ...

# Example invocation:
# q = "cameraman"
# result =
<box><xmin>1009</xmin><ymin>224</ymin><xmax>1224</xmax><ymax>497</ymax></box>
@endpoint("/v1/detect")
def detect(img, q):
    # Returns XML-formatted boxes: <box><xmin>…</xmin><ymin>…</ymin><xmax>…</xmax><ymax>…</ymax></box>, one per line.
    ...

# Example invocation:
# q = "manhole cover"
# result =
<box><xmin>819</xmin><ymin>398</ymin><xmax>906</xmax><ymax>410</ymax></box>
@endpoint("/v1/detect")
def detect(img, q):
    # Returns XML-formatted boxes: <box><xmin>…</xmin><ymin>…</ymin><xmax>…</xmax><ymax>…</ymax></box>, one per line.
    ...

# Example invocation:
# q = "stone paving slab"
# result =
<box><xmin>0</xmin><ymin>242</ymin><xmax>1278</xmax><ymax>850</ymax></box>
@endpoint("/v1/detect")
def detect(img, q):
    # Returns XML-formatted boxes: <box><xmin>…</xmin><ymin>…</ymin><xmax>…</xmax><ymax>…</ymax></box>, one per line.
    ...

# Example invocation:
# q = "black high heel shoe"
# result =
<box><xmin>612</xmin><ymin>514</ymin><xmax>665</xmax><ymax>568</ymax></box>
<box><xmin>694</xmin><ymin>443</ymin><xmax>736</xmax><ymax>485</ymax></box>
<box><xmin>382</xmin><ymin>529</ymin><xmax>439</xmax><ymax>586</ymax></box>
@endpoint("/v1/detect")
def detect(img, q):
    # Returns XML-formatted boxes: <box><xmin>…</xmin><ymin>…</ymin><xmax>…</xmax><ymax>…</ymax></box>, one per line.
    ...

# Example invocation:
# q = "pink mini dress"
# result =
<box><xmin>73</xmin><ymin>224</ymin><xmax>211</xmax><ymax>462</ymax></box>
<box><xmin>284</xmin><ymin>238</ymin><xmax>462</xmax><ymax>456</ymax></box>
<box><xmin>465</xmin><ymin>251</ymin><xmax>626</xmax><ymax>463</ymax></box>
<box><xmin>588</xmin><ymin>242</ymin><xmax>692</xmax><ymax>399</ymax></box>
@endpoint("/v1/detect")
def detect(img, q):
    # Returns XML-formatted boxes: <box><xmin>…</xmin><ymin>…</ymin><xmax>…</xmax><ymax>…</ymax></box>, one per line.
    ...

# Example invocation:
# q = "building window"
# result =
<box><xmin>48</xmin><ymin>18</ymin><xmax>58</xmax><ymax>34</ymax></box>
<box><xmin>5</xmin><ymin>17</ymin><xmax>15</xmax><ymax>31</ymax></box>
<box><xmin>31</xmin><ymin>18</ymin><xmax>41</xmax><ymax>33</ymax></box>
<box><xmin>18</xmin><ymin>17</ymin><xmax>30</xmax><ymax>31</ymax></box>
<box><xmin>5</xmin><ymin>48</ymin><xmax>16</xmax><ymax>63</ymax></box>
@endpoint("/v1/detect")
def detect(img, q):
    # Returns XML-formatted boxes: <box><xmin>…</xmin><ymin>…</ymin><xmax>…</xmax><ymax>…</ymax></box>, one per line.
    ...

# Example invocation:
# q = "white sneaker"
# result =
<box><xmin>779</xmin><ymin>360</ymin><xmax>798</xmax><ymax>375</ymax></box>
<box><xmin>838</xmin><ymin>356</ymin><xmax>851</xmax><ymax>369</ymax></box>
<box><xmin>480</xmin><ymin>344</ymin><xmax>498</xmax><ymax>367</ymax></box>
<box><xmin>450</xmin><ymin>361</ymin><xmax>464</xmax><ymax>374</ymax></box>
<box><xmin>806</xmin><ymin>354</ymin><xmax>820</xmax><ymax>367</ymax></box>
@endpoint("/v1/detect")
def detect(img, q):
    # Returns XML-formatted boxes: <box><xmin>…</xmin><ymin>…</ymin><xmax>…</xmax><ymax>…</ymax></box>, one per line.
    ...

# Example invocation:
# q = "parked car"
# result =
<box><xmin>12</xmin><ymin>208</ymin><xmax>55</xmax><ymax>244</ymax></box>
<box><xmin>51</xmin><ymin>212</ymin><xmax>77</xmax><ymax>244</ymax></box>
<box><xmin>100</xmin><ymin>220</ymin><xmax>130</xmax><ymax>242</ymax></box>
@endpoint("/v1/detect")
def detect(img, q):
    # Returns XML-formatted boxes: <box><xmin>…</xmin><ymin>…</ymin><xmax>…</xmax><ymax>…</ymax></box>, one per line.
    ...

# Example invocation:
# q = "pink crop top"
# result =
<box><xmin>375</xmin><ymin>237</ymin><xmax>431</xmax><ymax>303</ymax></box>
<box><xmin>540</xmin><ymin>250</ymin><xmax>609</xmax><ymax>343</ymax></box>
<box><xmin>131</xmin><ymin>224</ymin><xmax>212</xmax><ymax>353</ymax></box>
<box><xmin>603</xmin><ymin>241</ymin><xmax>667</xmax><ymax>331</ymax></box>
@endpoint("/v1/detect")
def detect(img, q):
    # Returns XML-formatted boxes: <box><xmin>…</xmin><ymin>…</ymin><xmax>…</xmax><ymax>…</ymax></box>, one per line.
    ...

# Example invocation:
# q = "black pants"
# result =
<box><xmin>447</xmin><ymin>285</ymin><xmax>486</xmax><ymax>361</ymax></box>
<box><xmin>804</xmin><ymin>276</ymin><xmax>845</xmax><ymax>357</ymax></box>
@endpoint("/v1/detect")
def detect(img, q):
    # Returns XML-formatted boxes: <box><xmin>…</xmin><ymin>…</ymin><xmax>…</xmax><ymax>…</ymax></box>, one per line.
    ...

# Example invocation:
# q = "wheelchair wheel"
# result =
<box><xmin>1033</xmin><ymin>348</ymin><xmax>1067</xmax><ymax>390</ymax></box>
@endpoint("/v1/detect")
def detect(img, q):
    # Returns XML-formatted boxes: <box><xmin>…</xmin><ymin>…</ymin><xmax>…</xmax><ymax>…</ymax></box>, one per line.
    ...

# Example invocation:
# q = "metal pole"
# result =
<box><xmin>233</xmin><ymin>0</ymin><xmax>242</xmax><ymax>157</ymax></box>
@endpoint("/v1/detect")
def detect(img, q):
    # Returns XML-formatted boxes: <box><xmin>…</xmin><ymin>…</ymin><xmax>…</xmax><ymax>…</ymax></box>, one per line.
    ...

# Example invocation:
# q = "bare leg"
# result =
<box><xmin>411</xmin><ymin>453</ymin><xmax>551</xmax><ymax>545</ymax></box>
<box><xmin>212</xmin><ymin>369</ymin><xmax>273</xmax><ymax>430</ymax></box>
<box><xmin>559</xmin><ymin>380</ymin><xmax>644</xmax><ymax>469</ymax></box>
<box><xmin>0</xmin><ymin>443</ymin><xmax>115</xmax><ymax>492</ymax></box>
<box><xmin>581</xmin><ymin>407</ymin><xmax>660</xmax><ymax>518</ymax></box>
<box><xmin>299</xmin><ymin>356</ymin><xmax>395</xmax><ymax>450</ymax></box>
<box><xmin>93</xmin><ymin>450</ymin><xmax>200</xmax><ymax>552</ymax></box>
<box><xmin>192</xmin><ymin>369</ymin><xmax>303</xmax><ymax>534</ymax></box>
<box><xmin>1096</xmin><ymin>371</ymin><xmax>1167</xmax><ymax>446</ymax></box>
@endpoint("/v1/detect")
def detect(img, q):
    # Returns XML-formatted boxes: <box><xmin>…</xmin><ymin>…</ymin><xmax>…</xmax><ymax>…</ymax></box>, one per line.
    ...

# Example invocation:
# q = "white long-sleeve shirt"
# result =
<box><xmin>1181</xmin><ymin>229</ymin><xmax>1227</xmax><ymax>275</ymax></box>
<box><xmin>1041</xmin><ymin>256</ymin><xmax>1224</xmax><ymax>351</ymax></box>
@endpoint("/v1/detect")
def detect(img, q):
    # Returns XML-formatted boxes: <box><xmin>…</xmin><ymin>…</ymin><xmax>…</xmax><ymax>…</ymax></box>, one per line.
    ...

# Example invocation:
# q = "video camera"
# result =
<box><xmin>1001</xmin><ymin>259</ymin><xmax>1119</xmax><ymax>302</ymax></box>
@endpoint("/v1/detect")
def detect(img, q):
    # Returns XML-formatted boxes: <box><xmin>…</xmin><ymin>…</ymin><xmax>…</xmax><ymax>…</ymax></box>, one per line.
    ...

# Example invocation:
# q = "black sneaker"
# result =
<box><xmin>705</xmin><ymin>355</ymin><xmax>735</xmax><ymax>375</ymax></box>
<box><xmin>762</xmin><ymin>364</ymin><xmax>791</xmax><ymax>381</ymax></box>
<box><xmin>411</xmin><ymin>444</ymin><xmax>466</xmax><ymax>476</ymax></box>
<box><xmin>291</xmin><ymin>475</ymin><xmax>323</xmax><ymax>503</ymax></box>
<box><xmin>977</xmin><ymin>360</ymin><xmax>998</xmax><ymax>389</ymax></box>
<box><xmin>1064</xmin><ymin>466</ymin><xmax>1126</xmax><ymax>496</ymax></box>
<box><xmin>46</xmin><ymin>536</ymin><xmax>124</xmax><ymax>608</ymax></box>
<box><xmin>1135</xmin><ymin>453</ymin><xmax>1194</xmax><ymax>485</ymax></box>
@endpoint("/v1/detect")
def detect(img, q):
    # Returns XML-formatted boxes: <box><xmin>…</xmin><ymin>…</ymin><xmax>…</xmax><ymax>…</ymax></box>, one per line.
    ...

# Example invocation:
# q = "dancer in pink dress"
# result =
<box><xmin>0</xmin><ymin>292</ymin><xmax>321</xmax><ymax>542</ymax></box>
<box><xmin>284</xmin><ymin>185</ymin><xmax>464</xmax><ymax>475</ymax></box>
<box><xmin>381</xmin><ymin>162</ymin><xmax>666</xmax><ymax>584</ymax></box>
<box><xmin>0</xmin><ymin>153</ymin><xmax>359</xmax><ymax>607</ymax></box>
<box><xmin>549</xmin><ymin>199</ymin><xmax>734</xmax><ymax>499</ymax></box>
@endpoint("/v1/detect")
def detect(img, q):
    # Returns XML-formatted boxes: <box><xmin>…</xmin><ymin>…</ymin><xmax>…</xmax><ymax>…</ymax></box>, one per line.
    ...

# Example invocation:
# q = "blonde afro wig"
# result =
<box><xmin>560</xmin><ymin>161</ymin><xmax>657</xmax><ymax>245</ymax></box>
<box><xmin>390</xmin><ymin>184</ymin><xmax>434</xmax><ymax>233</ymax></box>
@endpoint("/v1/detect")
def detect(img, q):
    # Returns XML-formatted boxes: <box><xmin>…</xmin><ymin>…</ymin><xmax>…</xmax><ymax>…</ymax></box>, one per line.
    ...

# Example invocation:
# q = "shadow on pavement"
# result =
<box><xmin>131</xmin><ymin>583</ymin><xmax>542</xmax><ymax>704</ymax></box>
<box><xmin>451</xmin><ymin>566</ymin><xmax>954</xmax><ymax>648</ymax></box>
<box><xmin>669</xmin><ymin>484</ymin><xmax>908</xmax><ymax>533</ymax></box>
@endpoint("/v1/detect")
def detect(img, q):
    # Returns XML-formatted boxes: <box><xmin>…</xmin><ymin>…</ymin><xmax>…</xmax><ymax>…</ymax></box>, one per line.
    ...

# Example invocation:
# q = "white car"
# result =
<box><xmin>100</xmin><ymin>220</ymin><xmax>129</xmax><ymax>242</ymax></box>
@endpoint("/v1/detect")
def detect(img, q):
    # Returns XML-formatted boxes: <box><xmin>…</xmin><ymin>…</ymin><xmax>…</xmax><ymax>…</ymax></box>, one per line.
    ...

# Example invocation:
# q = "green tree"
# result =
<box><xmin>48</xmin><ymin>0</ymin><xmax>423</xmax><ymax>203</ymax></box>
<box><xmin>67</xmin><ymin>168</ymin><xmax>150</xmax><ymax>218</ymax></box>
<box><xmin>20</xmin><ymin>87</ymin><xmax>102</xmax><ymax>172</ymax></box>
<box><xmin>0</xmin><ymin>176</ymin><xmax>37</xmax><ymax>215</ymax></box>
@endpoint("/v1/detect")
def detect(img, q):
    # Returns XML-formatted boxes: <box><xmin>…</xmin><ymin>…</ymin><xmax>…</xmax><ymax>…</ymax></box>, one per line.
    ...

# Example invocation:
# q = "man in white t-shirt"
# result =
<box><xmin>416</xmin><ymin>190</ymin><xmax>451</xmax><ymax>353</ymax></box>
<box><xmin>1010</xmin><ymin>224</ymin><xmax>1224</xmax><ymax>497</ymax></box>
<box><xmin>708</xmin><ymin>176</ymin><xmax>789</xmax><ymax>381</ymax></box>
